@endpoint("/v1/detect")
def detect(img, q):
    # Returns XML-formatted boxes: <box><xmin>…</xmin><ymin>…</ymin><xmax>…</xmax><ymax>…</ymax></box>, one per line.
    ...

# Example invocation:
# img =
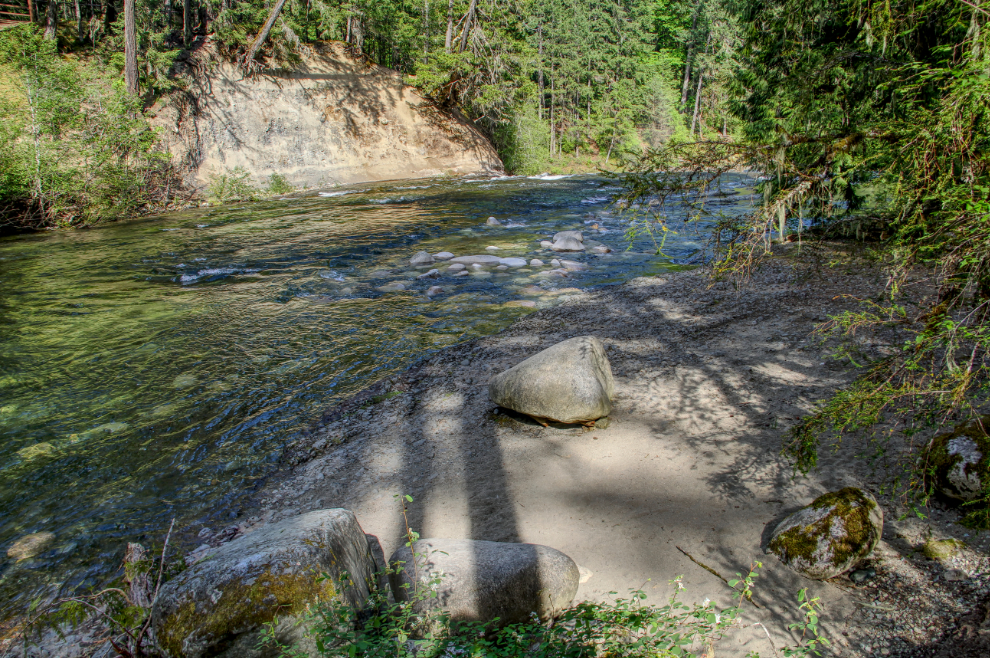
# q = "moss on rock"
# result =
<box><xmin>922</xmin><ymin>416</ymin><xmax>990</xmax><ymax>503</ymax></box>
<box><xmin>922</xmin><ymin>537</ymin><xmax>964</xmax><ymax>562</ymax></box>
<box><xmin>767</xmin><ymin>487</ymin><xmax>882</xmax><ymax>580</ymax></box>
<box><xmin>157</xmin><ymin>568</ymin><xmax>337</xmax><ymax>657</ymax></box>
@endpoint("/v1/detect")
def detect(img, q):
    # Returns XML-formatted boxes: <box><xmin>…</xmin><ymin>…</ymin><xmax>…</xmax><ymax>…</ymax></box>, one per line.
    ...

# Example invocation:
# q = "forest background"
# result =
<box><xmin>0</xmin><ymin>0</ymin><xmax>739</xmax><ymax>226</ymax></box>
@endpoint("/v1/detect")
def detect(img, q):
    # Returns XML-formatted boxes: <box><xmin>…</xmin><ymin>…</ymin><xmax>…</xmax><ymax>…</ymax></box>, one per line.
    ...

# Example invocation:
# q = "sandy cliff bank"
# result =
<box><xmin>152</xmin><ymin>41</ymin><xmax>503</xmax><ymax>192</ymax></box>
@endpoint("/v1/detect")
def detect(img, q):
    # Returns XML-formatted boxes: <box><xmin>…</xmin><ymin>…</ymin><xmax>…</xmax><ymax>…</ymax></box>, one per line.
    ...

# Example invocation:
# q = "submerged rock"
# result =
<box><xmin>153</xmin><ymin>509</ymin><xmax>380</xmax><ymax>658</ymax></box>
<box><xmin>559</xmin><ymin>260</ymin><xmax>587</xmax><ymax>271</ymax></box>
<box><xmin>498</xmin><ymin>257</ymin><xmax>528</xmax><ymax>268</ymax></box>
<box><xmin>388</xmin><ymin>538</ymin><xmax>578</xmax><ymax>627</ymax></box>
<box><xmin>417</xmin><ymin>269</ymin><xmax>440</xmax><ymax>279</ymax></box>
<box><xmin>486</xmin><ymin>217</ymin><xmax>502</xmax><ymax>226</ymax></box>
<box><xmin>410</xmin><ymin>251</ymin><xmax>435</xmax><ymax>266</ymax></box>
<box><xmin>7</xmin><ymin>532</ymin><xmax>56</xmax><ymax>561</ymax></box>
<box><xmin>922</xmin><ymin>416</ymin><xmax>990</xmax><ymax>502</ymax></box>
<box><xmin>377</xmin><ymin>282</ymin><xmax>407</xmax><ymax>292</ymax></box>
<box><xmin>489</xmin><ymin>336</ymin><xmax>614</xmax><ymax>424</ymax></box>
<box><xmin>767</xmin><ymin>488</ymin><xmax>882</xmax><ymax>580</ymax></box>
<box><xmin>529</xmin><ymin>259</ymin><xmax>544</xmax><ymax>267</ymax></box>
<box><xmin>449</xmin><ymin>255</ymin><xmax>502</xmax><ymax>266</ymax></box>
<box><xmin>447</xmin><ymin>263</ymin><xmax>466</xmax><ymax>272</ymax></box>
<box><xmin>434</xmin><ymin>252</ymin><xmax>455</xmax><ymax>260</ymax></box>
<box><xmin>426</xmin><ymin>286</ymin><xmax>444</xmax><ymax>297</ymax></box>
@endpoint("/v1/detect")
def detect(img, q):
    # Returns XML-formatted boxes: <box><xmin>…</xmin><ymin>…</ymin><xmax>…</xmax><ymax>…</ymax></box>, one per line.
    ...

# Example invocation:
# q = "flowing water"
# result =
<box><xmin>0</xmin><ymin>173</ymin><xmax>754</xmax><ymax>611</ymax></box>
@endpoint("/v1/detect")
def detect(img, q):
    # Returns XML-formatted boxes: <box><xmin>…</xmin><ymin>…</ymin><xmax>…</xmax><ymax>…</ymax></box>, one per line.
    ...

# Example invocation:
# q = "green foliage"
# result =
<box><xmin>206</xmin><ymin>166</ymin><xmax>259</xmax><ymax>204</ymax></box>
<box><xmin>268</xmin><ymin>173</ymin><xmax>295</xmax><ymax>195</ymax></box>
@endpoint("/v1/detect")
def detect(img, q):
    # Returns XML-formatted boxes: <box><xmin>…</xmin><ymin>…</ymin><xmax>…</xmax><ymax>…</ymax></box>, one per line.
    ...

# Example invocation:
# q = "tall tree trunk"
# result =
<box><xmin>690</xmin><ymin>70</ymin><xmax>703</xmax><ymax>136</ymax></box>
<box><xmin>422</xmin><ymin>0</ymin><xmax>429</xmax><ymax>63</ymax></box>
<box><xmin>104</xmin><ymin>0</ymin><xmax>116</xmax><ymax>36</ymax></box>
<box><xmin>443</xmin><ymin>0</ymin><xmax>453</xmax><ymax>52</ymax></box>
<box><xmin>245</xmin><ymin>0</ymin><xmax>288</xmax><ymax>65</ymax></box>
<box><xmin>43</xmin><ymin>0</ymin><xmax>57</xmax><ymax>39</ymax></box>
<box><xmin>183</xmin><ymin>0</ymin><xmax>191</xmax><ymax>46</ymax></box>
<box><xmin>124</xmin><ymin>0</ymin><xmax>138</xmax><ymax>93</ymax></box>
<box><xmin>680</xmin><ymin>10</ymin><xmax>699</xmax><ymax>108</ymax></box>
<box><xmin>549</xmin><ymin>64</ymin><xmax>556</xmax><ymax>157</ymax></box>
<box><xmin>27</xmin><ymin>0</ymin><xmax>34</xmax><ymax>23</ymax></box>
<box><xmin>346</xmin><ymin>15</ymin><xmax>352</xmax><ymax>43</ymax></box>
<box><xmin>537</xmin><ymin>23</ymin><xmax>544</xmax><ymax>120</ymax></box>
<box><xmin>73</xmin><ymin>0</ymin><xmax>81</xmax><ymax>40</ymax></box>
<box><xmin>458</xmin><ymin>0</ymin><xmax>476</xmax><ymax>54</ymax></box>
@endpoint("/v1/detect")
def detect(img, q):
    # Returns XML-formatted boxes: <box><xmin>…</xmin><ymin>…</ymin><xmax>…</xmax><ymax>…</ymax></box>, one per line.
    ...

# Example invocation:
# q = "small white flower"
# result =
<box><xmin>702</xmin><ymin>598</ymin><xmax>711</xmax><ymax>607</ymax></box>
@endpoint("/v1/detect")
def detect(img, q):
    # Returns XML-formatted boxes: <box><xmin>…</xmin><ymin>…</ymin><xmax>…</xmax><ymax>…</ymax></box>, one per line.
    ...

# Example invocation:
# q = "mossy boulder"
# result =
<box><xmin>923</xmin><ymin>537</ymin><xmax>965</xmax><ymax>561</ymax></box>
<box><xmin>922</xmin><ymin>417</ymin><xmax>990</xmax><ymax>502</ymax></box>
<box><xmin>152</xmin><ymin>509</ymin><xmax>381</xmax><ymax>658</ymax></box>
<box><xmin>767</xmin><ymin>488</ymin><xmax>883</xmax><ymax>580</ymax></box>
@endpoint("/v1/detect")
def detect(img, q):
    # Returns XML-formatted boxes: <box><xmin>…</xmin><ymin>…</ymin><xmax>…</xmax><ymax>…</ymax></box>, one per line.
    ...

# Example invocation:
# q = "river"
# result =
<box><xmin>0</xmin><ymin>173</ymin><xmax>754</xmax><ymax>611</ymax></box>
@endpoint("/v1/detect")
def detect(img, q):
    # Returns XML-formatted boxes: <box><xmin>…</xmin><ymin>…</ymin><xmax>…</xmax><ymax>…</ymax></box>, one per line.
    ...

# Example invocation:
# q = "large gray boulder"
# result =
<box><xmin>767</xmin><ymin>488</ymin><xmax>883</xmax><ymax>580</ymax></box>
<box><xmin>488</xmin><ymin>336</ymin><xmax>614</xmax><ymax>424</ymax></box>
<box><xmin>388</xmin><ymin>539</ymin><xmax>578</xmax><ymax>627</ymax></box>
<box><xmin>153</xmin><ymin>509</ymin><xmax>381</xmax><ymax>658</ymax></box>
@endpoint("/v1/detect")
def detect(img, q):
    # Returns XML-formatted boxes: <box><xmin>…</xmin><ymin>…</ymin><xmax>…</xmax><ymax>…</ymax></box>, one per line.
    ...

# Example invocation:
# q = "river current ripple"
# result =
<box><xmin>0</xmin><ymin>173</ymin><xmax>754</xmax><ymax>611</ymax></box>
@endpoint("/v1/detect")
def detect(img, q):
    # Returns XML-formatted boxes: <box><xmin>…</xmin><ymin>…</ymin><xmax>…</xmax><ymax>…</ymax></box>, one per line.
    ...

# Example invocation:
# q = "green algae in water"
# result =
<box><xmin>0</xmin><ymin>173</ymin><xmax>756</xmax><ymax>610</ymax></box>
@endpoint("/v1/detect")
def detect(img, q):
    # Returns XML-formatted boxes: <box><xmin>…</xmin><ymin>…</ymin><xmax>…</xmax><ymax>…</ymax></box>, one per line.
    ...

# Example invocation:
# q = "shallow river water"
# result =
<box><xmin>0</xmin><ymin>173</ymin><xmax>754</xmax><ymax>611</ymax></box>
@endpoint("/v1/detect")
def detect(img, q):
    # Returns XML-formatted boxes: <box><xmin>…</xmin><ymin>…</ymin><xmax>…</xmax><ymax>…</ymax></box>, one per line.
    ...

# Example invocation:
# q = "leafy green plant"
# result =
<box><xmin>268</xmin><ymin>173</ymin><xmax>295</xmax><ymax>195</ymax></box>
<box><xmin>206</xmin><ymin>166</ymin><xmax>259</xmax><ymax>205</ymax></box>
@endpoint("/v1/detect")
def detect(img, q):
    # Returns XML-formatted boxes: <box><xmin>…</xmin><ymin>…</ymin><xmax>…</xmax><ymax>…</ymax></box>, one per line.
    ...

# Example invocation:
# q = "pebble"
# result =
<box><xmin>485</xmin><ymin>246</ymin><xmax>500</xmax><ymax>251</ymax></box>
<box><xmin>530</xmin><ymin>259</ymin><xmax>544</xmax><ymax>267</ymax></box>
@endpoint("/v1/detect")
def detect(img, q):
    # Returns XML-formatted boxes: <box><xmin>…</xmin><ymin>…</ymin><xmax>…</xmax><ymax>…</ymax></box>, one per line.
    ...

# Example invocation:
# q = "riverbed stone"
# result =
<box><xmin>551</xmin><ymin>237</ymin><xmax>585</xmax><ymax>252</ymax></box>
<box><xmin>529</xmin><ymin>259</ymin><xmax>544</xmax><ymax>267</ymax></box>
<box><xmin>7</xmin><ymin>532</ymin><xmax>56</xmax><ymax>561</ymax></box>
<box><xmin>540</xmin><ymin>240</ymin><xmax>553</xmax><ymax>248</ymax></box>
<box><xmin>486</xmin><ymin>217</ymin><xmax>502</xmax><ymax>226</ymax></box>
<box><xmin>922</xmin><ymin>416</ymin><xmax>990</xmax><ymax>502</ymax></box>
<box><xmin>410</xmin><ymin>251</ymin><xmax>435</xmax><ymax>266</ymax></box>
<box><xmin>450</xmin><ymin>255</ymin><xmax>502</xmax><ymax>266</ymax></box>
<box><xmin>377</xmin><ymin>282</ymin><xmax>407</xmax><ymax>292</ymax></box>
<box><xmin>417</xmin><ymin>269</ymin><xmax>440</xmax><ymax>279</ymax></box>
<box><xmin>434</xmin><ymin>252</ymin><xmax>455</xmax><ymax>260</ymax></box>
<box><xmin>767</xmin><ymin>488</ymin><xmax>883</xmax><ymax>580</ymax></box>
<box><xmin>485</xmin><ymin>245</ymin><xmax>500</xmax><ymax>251</ymax></box>
<box><xmin>447</xmin><ymin>263</ymin><xmax>466</xmax><ymax>272</ymax></box>
<box><xmin>388</xmin><ymin>539</ymin><xmax>579</xmax><ymax>627</ymax></box>
<box><xmin>553</xmin><ymin>230</ymin><xmax>583</xmax><ymax>243</ymax></box>
<box><xmin>499</xmin><ymin>257</ymin><xmax>528</xmax><ymax>268</ymax></box>
<box><xmin>559</xmin><ymin>260</ymin><xmax>587</xmax><ymax>271</ymax></box>
<box><xmin>153</xmin><ymin>509</ymin><xmax>380</xmax><ymax>658</ymax></box>
<box><xmin>489</xmin><ymin>336</ymin><xmax>614</xmax><ymax>424</ymax></box>
<box><xmin>426</xmin><ymin>286</ymin><xmax>444</xmax><ymax>297</ymax></box>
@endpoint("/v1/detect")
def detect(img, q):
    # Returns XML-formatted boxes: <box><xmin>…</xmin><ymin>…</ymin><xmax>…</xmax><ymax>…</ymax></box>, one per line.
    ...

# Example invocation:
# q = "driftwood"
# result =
<box><xmin>245</xmin><ymin>0</ymin><xmax>287</xmax><ymax>67</ymax></box>
<box><xmin>123</xmin><ymin>542</ymin><xmax>152</xmax><ymax>609</ymax></box>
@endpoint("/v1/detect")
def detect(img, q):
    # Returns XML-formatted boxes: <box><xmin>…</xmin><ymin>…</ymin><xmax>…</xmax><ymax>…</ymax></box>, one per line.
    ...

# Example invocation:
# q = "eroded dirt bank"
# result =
<box><xmin>224</xmin><ymin>243</ymin><xmax>989</xmax><ymax>657</ymax></box>
<box><xmin>152</xmin><ymin>41</ymin><xmax>503</xmax><ymax>192</ymax></box>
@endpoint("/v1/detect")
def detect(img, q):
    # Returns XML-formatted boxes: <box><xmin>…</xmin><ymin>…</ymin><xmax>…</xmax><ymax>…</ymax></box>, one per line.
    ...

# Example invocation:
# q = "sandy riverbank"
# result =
<box><xmin>222</xmin><ymin>241</ymin><xmax>987</xmax><ymax>657</ymax></box>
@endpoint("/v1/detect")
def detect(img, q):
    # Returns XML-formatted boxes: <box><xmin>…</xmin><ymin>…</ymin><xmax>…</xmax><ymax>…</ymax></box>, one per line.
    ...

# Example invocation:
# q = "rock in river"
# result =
<box><xmin>153</xmin><ymin>509</ymin><xmax>381</xmax><ymax>658</ymax></box>
<box><xmin>550</xmin><ymin>237</ymin><xmax>585</xmax><ymax>252</ymax></box>
<box><xmin>489</xmin><ymin>335</ymin><xmax>614</xmax><ymax>424</ymax></box>
<box><xmin>449</xmin><ymin>254</ymin><xmax>502</xmax><ymax>266</ymax></box>
<box><xmin>7</xmin><ymin>531</ymin><xmax>55</xmax><ymax>561</ymax></box>
<box><xmin>486</xmin><ymin>217</ymin><xmax>502</xmax><ymax>226</ymax></box>
<box><xmin>922</xmin><ymin>416</ymin><xmax>990</xmax><ymax>502</ymax></box>
<box><xmin>410</xmin><ymin>251</ymin><xmax>435</xmax><ymax>266</ymax></box>
<box><xmin>767</xmin><ymin>487</ymin><xmax>882</xmax><ymax>580</ymax></box>
<box><xmin>498</xmin><ymin>257</ymin><xmax>528</xmax><ymax>268</ymax></box>
<box><xmin>417</xmin><ymin>269</ymin><xmax>440</xmax><ymax>279</ymax></box>
<box><xmin>388</xmin><ymin>538</ymin><xmax>578</xmax><ymax>627</ymax></box>
<box><xmin>553</xmin><ymin>230</ymin><xmax>583</xmax><ymax>243</ymax></box>
<box><xmin>434</xmin><ymin>252</ymin><xmax>455</xmax><ymax>260</ymax></box>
